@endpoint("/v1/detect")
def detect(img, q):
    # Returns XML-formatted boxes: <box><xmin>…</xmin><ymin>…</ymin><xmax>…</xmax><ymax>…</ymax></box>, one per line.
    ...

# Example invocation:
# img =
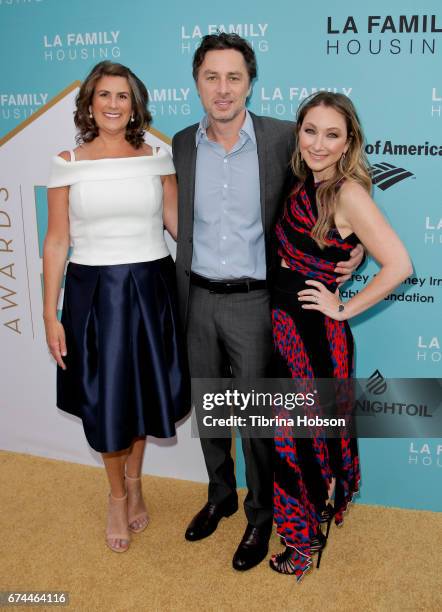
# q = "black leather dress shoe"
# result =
<box><xmin>232</xmin><ymin>522</ymin><xmax>273</xmax><ymax>571</ymax></box>
<box><xmin>185</xmin><ymin>499</ymin><xmax>238</xmax><ymax>541</ymax></box>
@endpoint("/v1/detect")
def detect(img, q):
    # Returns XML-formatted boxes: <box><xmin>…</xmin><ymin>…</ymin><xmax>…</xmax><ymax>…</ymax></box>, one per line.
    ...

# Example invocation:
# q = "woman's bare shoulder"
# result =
<box><xmin>140</xmin><ymin>142</ymin><xmax>154</xmax><ymax>156</ymax></box>
<box><xmin>57</xmin><ymin>145</ymin><xmax>87</xmax><ymax>162</ymax></box>
<box><xmin>57</xmin><ymin>151</ymin><xmax>71</xmax><ymax>161</ymax></box>
<box><xmin>339</xmin><ymin>178</ymin><xmax>369</xmax><ymax>201</ymax></box>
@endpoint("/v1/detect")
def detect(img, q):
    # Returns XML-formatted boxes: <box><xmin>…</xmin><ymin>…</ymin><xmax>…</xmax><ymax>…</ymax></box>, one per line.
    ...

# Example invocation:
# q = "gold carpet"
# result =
<box><xmin>0</xmin><ymin>451</ymin><xmax>440</xmax><ymax>612</ymax></box>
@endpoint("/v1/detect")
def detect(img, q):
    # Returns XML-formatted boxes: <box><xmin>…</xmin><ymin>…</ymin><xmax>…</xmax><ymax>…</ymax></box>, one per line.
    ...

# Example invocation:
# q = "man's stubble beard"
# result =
<box><xmin>208</xmin><ymin>105</ymin><xmax>246</xmax><ymax>125</ymax></box>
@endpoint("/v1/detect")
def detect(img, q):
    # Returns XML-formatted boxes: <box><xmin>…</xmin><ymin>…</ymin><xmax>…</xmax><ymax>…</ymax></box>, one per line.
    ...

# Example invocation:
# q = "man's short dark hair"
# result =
<box><xmin>192</xmin><ymin>33</ymin><xmax>257</xmax><ymax>82</ymax></box>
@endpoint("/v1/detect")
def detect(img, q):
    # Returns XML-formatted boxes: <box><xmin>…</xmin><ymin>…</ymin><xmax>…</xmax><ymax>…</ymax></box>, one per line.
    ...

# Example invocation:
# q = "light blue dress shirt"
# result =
<box><xmin>191</xmin><ymin>110</ymin><xmax>266</xmax><ymax>280</ymax></box>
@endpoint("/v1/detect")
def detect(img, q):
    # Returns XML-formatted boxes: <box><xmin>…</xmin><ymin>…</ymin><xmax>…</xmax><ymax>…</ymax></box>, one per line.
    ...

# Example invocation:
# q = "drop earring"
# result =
<box><xmin>298</xmin><ymin>151</ymin><xmax>305</xmax><ymax>170</ymax></box>
<box><xmin>89</xmin><ymin>107</ymin><xmax>93</xmax><ymax>119</ymax></box>
<box><xmin>130</xmin><ymin>114</ymin><xmax>134</xmax><ymax>123</ymax></box>
<box><xmin>339</xmin><ymin>152</ymin><xmax>346</xmax><ymax>172</ymax></box>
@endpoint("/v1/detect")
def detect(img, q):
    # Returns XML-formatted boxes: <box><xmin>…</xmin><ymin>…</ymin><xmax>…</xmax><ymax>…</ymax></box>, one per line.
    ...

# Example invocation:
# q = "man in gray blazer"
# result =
<box><xmin>172</xmin><ymin>33</ymin><xmax>362</xmax><ymax>571</ymax></box>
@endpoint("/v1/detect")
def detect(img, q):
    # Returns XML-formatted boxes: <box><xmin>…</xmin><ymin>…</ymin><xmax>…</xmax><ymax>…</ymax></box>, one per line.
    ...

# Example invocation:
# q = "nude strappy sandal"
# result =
<box><xmin>105</xmin><ymin>493</ymin><xmax>130</xmax><ymax>553</ymax></box>
<box><xmin>125</xmin><ymin>474</ymin><xmax>149</xmax><ymax>534</ymax></box>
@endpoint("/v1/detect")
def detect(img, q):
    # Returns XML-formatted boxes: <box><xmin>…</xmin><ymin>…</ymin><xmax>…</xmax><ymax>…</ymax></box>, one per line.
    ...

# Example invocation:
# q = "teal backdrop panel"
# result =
<box><xmin>1</xmin><ymin>0</ymin><xmax>440</xmax><ymax>510</ymax></box>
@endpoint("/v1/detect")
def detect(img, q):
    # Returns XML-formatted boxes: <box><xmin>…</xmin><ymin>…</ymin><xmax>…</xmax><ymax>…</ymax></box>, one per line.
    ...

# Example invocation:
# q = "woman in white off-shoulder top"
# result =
<box><xmin>44</xmin><ymin>61</ymin><xmax>189</xmax><ymax>553</ymax></box>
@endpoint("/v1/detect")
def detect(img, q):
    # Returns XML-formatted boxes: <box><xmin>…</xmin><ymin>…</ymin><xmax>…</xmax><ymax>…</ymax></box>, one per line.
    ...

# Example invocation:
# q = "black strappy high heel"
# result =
<box><xmin>311</xmin><ymin>528</ymin><xmax>327</xmax><ymax>568</ymax></box>
<box><xmin>270</xmin><ymin>531</ymin><xmax>327</xmax><ymax>575</ymax></box>
<box><xmin>319</xmin><ymin>503</ymin><xmax>335</xmax><ymax>539</ymax></box>
<box><xmin>271</xmin><ymin>505</ymin><xmax>335</xmax><ymax>576</ymax></box>
<box><xmin>269</xmin><ymin>546</ymin><xmax>299</xmax><ymax>575</ymax></box>
<box><xmin>314</xmin><ymin>503</ymin><xmax>335</xmax><ymax>568</ymax></box>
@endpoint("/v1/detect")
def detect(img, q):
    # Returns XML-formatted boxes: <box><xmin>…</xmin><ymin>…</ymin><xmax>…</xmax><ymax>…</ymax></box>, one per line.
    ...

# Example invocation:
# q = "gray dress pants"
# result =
<box><xmin>187</xmin><ymin>285</ymin><xmax>274</xmax><ymax>527</ymax></box>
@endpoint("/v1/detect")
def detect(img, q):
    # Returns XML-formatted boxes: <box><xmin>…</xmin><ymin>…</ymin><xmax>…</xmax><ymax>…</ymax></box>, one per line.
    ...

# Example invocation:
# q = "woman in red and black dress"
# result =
<box><xmin>269</xmin><ymin>92</ymin><xmax>412</xmax><ymax>579</ymax></box>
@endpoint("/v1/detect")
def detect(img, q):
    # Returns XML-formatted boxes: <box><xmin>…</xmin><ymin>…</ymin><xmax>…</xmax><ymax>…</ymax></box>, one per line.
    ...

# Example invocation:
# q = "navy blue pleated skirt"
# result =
<box><xmin>57</xmin><ymin>256</ymin><xmax>190</xmax><ymax>452</ymax></box>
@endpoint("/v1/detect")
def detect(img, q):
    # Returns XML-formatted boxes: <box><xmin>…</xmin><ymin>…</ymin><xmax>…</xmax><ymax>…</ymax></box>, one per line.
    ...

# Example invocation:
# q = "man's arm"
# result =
<box><xmin>335</xmin><ymin>243</ymin><xmax>365</xmax><ymax>285</ymax></box>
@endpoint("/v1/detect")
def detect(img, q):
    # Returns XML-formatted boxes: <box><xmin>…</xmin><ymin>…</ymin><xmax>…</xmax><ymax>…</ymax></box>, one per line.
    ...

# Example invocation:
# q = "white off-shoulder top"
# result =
<box><xmin>47</xmin><ymin>148</ymin><xmax>175</xmax><ymax>266</ymax></box>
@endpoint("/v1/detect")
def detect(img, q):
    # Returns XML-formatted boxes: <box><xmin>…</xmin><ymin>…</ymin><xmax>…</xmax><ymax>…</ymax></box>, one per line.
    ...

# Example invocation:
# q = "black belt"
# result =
<box><xmin>190</xmin><ymin>273</ymin><xmax>266</xmax><ymax>294</ymax></box>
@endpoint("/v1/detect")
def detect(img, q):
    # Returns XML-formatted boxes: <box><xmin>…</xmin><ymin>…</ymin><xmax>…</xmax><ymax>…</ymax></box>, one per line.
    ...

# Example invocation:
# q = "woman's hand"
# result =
<box><xmin>44</xmin><ymin>317</ymin><xmax>67</xmax><ymax>370</ymax></box>
<box><xmin>298</xmin><ymin>280</ymin><xmax>346</xmax><ymax>321</ymax></box>
<box><xmin>43</xmin><ymin>178</ymin><xmax>70</xmax><ymax>369</ymax></box>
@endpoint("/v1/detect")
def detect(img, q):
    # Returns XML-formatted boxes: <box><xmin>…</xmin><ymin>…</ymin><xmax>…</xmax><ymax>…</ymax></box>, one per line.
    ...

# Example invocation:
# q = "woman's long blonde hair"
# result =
<box><xmin>291</xmin><ymin>92</ymin><xmax>371</xmax><ymax>248</ymax></box>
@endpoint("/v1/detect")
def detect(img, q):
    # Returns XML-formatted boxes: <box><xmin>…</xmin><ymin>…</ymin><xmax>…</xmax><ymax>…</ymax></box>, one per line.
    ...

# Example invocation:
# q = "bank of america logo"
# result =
<box><xmin>370</xmin><ymin>163</ymin><xmax>414</xmax><ymax>190</ymax></box>
<box><xmin>367</xmin><ymin>370</ymin><xmax>387</xmax><ymax>395</ymax></box>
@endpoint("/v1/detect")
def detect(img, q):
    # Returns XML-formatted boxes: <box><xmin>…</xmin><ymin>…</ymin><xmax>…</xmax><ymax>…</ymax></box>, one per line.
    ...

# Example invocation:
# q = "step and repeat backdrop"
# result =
<box><xmin>0</xmin><ymin>0</ymin><xmax>440</xmax><ymax>510</ymax></box>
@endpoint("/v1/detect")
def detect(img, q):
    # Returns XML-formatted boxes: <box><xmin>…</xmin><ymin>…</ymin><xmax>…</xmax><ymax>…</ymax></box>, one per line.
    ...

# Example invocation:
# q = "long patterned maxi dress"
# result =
<box><xmin>271</xmin><ymin>174</ymin><xmax>361</xmax><ymax>580</ymax></box>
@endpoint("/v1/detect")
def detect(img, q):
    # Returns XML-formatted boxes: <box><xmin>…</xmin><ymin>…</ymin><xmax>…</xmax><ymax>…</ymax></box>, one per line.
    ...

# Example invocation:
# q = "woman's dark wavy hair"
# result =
<box><xmin>74</xmin><ymin>61</ymin><xmax>152</xmax><ymax>149</ymax></box>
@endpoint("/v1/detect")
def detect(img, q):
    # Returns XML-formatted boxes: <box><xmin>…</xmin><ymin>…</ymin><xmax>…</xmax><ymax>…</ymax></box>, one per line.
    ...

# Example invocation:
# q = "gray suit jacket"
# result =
<box><xmin>172</xmin><ymin>112</ymin><xmax>296</xmax><ymax>328</ymax></box>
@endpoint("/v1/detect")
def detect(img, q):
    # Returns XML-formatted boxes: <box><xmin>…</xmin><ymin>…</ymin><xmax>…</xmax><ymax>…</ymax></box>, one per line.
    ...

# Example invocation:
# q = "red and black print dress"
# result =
<box><xmin>271</xmin><ymin>174</ymin><xmax>361</xmax><ymax>580</ymax></box>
